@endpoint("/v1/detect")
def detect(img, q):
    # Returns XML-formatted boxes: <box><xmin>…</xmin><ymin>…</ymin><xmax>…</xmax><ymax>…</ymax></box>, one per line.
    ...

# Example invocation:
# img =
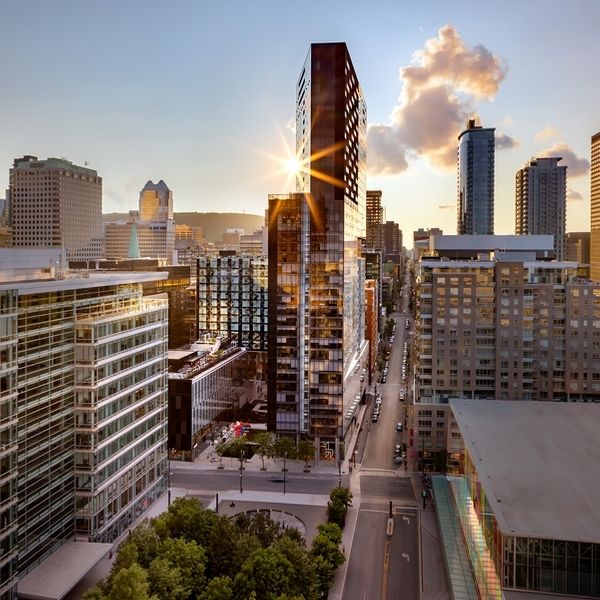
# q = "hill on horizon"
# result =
<box><xmin>102</xmin><ymin>211</ymin><xmax>265</xmax><ymax>243</ymax></box>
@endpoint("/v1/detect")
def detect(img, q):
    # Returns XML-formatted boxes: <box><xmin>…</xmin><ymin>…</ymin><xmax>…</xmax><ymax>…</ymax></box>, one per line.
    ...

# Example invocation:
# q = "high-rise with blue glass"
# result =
<box><xmin>457</xmin><ymin>119</ymin><xmax>495</xmax><ymax>235</ymax></box>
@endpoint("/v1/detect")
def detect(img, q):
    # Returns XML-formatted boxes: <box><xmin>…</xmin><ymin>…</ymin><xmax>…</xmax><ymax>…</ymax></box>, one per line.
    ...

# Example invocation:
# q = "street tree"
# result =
<box><xmin>254</xmin><ymin>432</ymin><xmax>275</xmax><ymax>470</ymax></box>
<box><xmin>273</xmin><ymin>436</ymin><xmax>296</xmax><ymax>460</ymax></box>
<box><xmin>297</xmin><ymin>440</ymin><xmax>315</xmax><ymax>472</ymax></box>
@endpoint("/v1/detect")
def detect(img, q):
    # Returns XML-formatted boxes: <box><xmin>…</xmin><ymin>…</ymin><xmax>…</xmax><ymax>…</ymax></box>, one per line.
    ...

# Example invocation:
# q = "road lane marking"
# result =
<box><xmin>382</xmin><ymin>539</ymin><xmax>391</xmax><ymax>599</ymax></box>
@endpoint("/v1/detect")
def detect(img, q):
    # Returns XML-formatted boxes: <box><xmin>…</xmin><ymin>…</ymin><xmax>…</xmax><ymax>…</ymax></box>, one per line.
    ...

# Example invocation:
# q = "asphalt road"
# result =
<box><xmin>345</xmin><ymin>294</ymin><xmax>420</xmax><ymax>600</ymax></box>
<box><xmin>170</xmin><ymin>467</ymin><xmax>346</xmax><ymax>496</ymax></box>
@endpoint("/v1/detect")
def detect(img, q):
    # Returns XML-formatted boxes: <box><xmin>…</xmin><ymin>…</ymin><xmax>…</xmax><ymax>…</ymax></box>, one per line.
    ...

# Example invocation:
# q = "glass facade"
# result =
<box><xmin>197</xmin><ymin>255</ymin><xmax>268</xmax><ymax>351</ymax></box>
<box><xmin>73</xmin><ymin>295</ymin><xmax>169</xmax><ymax>542</ymax></box>
<box><xmin>463</xmin><ymin>433</ymin><xmax>600</xmax><ymax>597</ymax></box>
<box><xmin>0</xmin><ymin>275</ymin><xmax>170</xmax><ymax>598</ymax></box>
<box><xmin>169</xmin><ymin>349</ymin><xmax>261</xmax><ymax>461</ymax></box>
<box><xmin>0</xmin><ymin>290</ymin><xmax>18</xmax><ymax>599</ymax></box>
<box><xmin>457</xmin><ymin>123</ymin><xmax>495</xmax><ymax>235</ymax></box>
<box><xmin>268</xmin><ymin>43</ymin><xmax>367</xmax><ymax>456</ymax></box>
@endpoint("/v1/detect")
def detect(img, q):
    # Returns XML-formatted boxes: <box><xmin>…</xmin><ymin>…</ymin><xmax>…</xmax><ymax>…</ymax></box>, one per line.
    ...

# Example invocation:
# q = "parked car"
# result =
<box><xmin>396</xmin><ymin>422</ymin><xmax>403</xmax><ymax>432</ymax></box>
<box><xmin>394</xmin><ymin>444</ymin><xmax>402</xmax><ymax>455</ymax></box>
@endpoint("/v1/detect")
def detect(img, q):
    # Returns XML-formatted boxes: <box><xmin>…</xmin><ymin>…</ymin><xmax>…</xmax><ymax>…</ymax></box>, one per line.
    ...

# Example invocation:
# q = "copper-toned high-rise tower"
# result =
<box><xmin>268</xmin><ymin>43</ymin><xmax>368</xmax><ymax>459</ymax></box>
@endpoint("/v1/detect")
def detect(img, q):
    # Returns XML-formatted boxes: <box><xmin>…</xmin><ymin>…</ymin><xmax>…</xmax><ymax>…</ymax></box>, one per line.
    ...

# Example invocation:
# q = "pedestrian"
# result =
<box><xmin>421</xmin><ymin>489</ymin><xmax>427</xmax><ymax>510</ymax></box>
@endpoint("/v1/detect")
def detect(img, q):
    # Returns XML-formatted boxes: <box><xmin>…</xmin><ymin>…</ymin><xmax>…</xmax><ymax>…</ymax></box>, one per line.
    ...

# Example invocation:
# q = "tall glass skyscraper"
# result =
<box><xmin>457</xmin><ymin>119</ymin><xmax>495</xmax><ymax>235</ymax></box>
<box><xmin>268</xmin><ymin>43</ymin><xmax>368</xmax><ymax>460</ymax></box>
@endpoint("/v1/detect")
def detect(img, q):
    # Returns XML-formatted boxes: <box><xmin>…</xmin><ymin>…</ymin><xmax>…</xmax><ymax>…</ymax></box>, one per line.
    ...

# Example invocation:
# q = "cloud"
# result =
<box><xmin>367</xmin><ymin>125</ymin><xmax>409</xmax><ymax>175</ymax></box>
<box><xmin>535</xmin><ymin>126</ymin><xmax>560</xmax><ymax>142</ymax></box>
<box><xmin>539</xmin><ymin>143</ymin><xmax>590</xmax><ymax>177</ymax></box>
<box><xmin>368</xmin><ymin>25</ymin><xmax>507</xmax><ymax>175</ymax></box>
<box><xmin>567</xmin><ymin>188</ymin><xmax>584</xmax><ymax>202</ymax></box>
<box><xmin>437</xmin><ymin>204</ymin><xmax>454</xmax><ymax>210</ymax></box>
<box><xmin>496</xmin><ymin>132</ymin><xmax>519</xmax><ymax>149</ymax></box>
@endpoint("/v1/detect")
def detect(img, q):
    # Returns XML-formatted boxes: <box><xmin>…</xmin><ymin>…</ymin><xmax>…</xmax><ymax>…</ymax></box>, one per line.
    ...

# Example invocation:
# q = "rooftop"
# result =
<box><xmin>450</xmin><ymin>399</ymin><xmax>600</xmax><ymax>543</ymax></box>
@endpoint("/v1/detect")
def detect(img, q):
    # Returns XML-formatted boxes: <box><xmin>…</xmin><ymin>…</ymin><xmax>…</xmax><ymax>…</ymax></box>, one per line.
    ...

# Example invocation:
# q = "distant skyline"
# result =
<box><xmin>1</xmin><ymin>0</ymin><xmax>599</xmax><ymax>244</ymax></box>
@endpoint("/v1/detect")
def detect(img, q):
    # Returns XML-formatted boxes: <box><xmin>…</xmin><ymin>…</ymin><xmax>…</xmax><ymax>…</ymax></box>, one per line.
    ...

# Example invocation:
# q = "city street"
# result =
<box><xmin>170</xmin><ymin>465</ymin><xmax>346</xmax><ymax>496</ymax></box>
<box><xmin>344</xmin><ymin>280</ymin><xmax>421</xmax><ymax>599</ymax></box>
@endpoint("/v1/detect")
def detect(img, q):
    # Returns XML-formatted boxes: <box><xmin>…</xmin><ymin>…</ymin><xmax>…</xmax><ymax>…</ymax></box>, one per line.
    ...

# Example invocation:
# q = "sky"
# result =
<box><xmin>1</xmin><ymin>0</ymin><xmax>599</xmax><ymax>246</ymax></box>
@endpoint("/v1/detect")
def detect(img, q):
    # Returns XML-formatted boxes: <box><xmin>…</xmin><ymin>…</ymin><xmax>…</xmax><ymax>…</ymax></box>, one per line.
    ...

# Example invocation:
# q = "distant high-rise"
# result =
<box><xmin>139</xmin><ymin>179</ymin><xmax>173</xmax><ymax>222</ymax></box>
<box><xmin>515</xmin><ymin>157</ymin><xmax>567</xmax><ymax>260</ymax></box>
<box><xmin>104</xmin><ymin>180</ymin><xmax>175</xmax><ymax>260</ymax></box>
<box><xmin>591</xmin><ymin>132</ymin><xmax>600</xmax><ymax>280</ymax></box>
<box><xmin>457</xmin><ymin>119</ymin><xmax>495</xmax><ymax>235</ymax></box>
<box><xmin>366</xmin><ymin>190</ymin><xmax>384</xmax><ymax>250</ymax></box>
<box><xmin>9</xmin><ymin>156</ymin><xmax>102</xmax><ymax>260</ymax></box>
<box><xmin>382</xmin><ymin>220</ymin><xmax>402</xmax><ymax>261</ymax></box>
<box><xmin>268</xmin><ymin>43</ymin><xmax>368</xmax><ymax>458</ymax></box>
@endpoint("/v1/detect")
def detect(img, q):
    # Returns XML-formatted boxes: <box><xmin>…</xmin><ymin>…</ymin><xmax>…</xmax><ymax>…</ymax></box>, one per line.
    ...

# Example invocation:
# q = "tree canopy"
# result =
<box><xmin>83</xmin><ymin>497</ymin><xmax>345</xmax><ymax>600</ymax></box>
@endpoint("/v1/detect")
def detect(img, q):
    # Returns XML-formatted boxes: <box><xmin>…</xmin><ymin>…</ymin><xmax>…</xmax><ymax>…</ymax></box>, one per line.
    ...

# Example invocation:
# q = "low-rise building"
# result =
<box><xmin>434</xmin><ymin>399</ymin><xmax>600</xmax><ymax>599</ymax></box>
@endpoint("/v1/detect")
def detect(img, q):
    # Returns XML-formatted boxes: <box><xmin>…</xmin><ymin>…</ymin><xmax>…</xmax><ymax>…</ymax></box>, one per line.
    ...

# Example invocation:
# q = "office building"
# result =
<box><xmin>364</xmin><ymin>280</ymin><xmax>378</xmax><ymax>384</ymax></box>
<box><xmin>268</xmin><ymin>43</ymin><xmax>368</xmax><ymax>460</ymax></box>
<box><xmin>9</xmin><ymin>156</ymin><xmax>103</xmax><ymax>260</ymax></box>
<box><xmin>104</xmin><ymin>180</ymin><xmax>175</xmax><ymax>260</ymax></box>
<box><xmin>591</xmin><ymin>132</ymin><xmax>600</xmax><ymax>280</ymax></box>
<box><xmin>0</xmin><ymin>249</ymin><xmax>169</xmax><ymax>598</ymax></box>
<box><xmin>168</xmin><ymin>343</ymin><xmax>262</xmax><ymax>461</ymax></box>
<box><xmin>197</xmin><ymin>253</ymin><xmax>268</xmax><ymax>351</ymax></box>
<box><xmin>139</xmin><ymin>180</ymin><xmax>173</xmax><ymax>222</ymax></box>
<box><xmin>457</xmin><ymin>120</ymin><xmax>495</xmax><ymax>235</ymax></box>
<box><xmin>413</xmin><ymin>227</ymin><xmax>443</xmax><ymax>259</ymax></box>
<box><xmin>515</xmin><ymin>156</ymin><xmax>567</xmax><ymax>260</ymax></box>
<box><xmin>366</xmin><ymin>190</ymin><xmax>384</xmax><ymax>250</ymax></box>
<box><xmin>240</xmin><ymin>228</ymin><xmax>267</xmax><ymax>255</ymax></box>
<box><xmin>175</xmin><ymin>224</ymin><xmax>203</xmax><ymax>244</ymax></box>
<box><xmin>432</xmin><ymin>400</ymin><xmax>600</xmax><ymax>599</ymax></box>
<box><xmin>566</xmin><ymin>231</ymin><xmax>590</xmax><ymax>265</ymax></box>
<box><xmin>382</xmin><ymin>220</ymin><xmax>402</xmax><ymax>261</ymax></box>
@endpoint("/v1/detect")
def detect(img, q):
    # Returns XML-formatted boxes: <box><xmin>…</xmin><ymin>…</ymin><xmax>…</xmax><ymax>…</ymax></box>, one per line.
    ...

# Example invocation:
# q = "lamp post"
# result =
<box><xmin>282</xmin><ymin>451</ymin><xmax>287</xmax><ymax>495</ymax></box>
<box><xmin>353</xmin><ymin>450</ymin><xmax>358</xmax><ymax>468</ymax></box>
<box><xmin>239</xmin><ymin>449</ymin><xmax>244</xmax><ymax>494</ymax></box>
<box><xmin>338</xmin><ymin>459</ymin><xmax>342</xmax><ymax>487</ymax></box>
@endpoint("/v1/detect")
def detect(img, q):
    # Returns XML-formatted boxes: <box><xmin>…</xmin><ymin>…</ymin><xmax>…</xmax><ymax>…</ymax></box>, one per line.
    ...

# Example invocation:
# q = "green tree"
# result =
<box><xmin>160</xmin><ymin>497</ymin><xmax>217</xmax><ymax>545</ymax></box>
<box><xmin>198</xmin><ymin>576</ymin><xmax>234</xmax><ymax>600</ymax></box>
<box><xmin>234</xmin><ymin>511</ymin><xmax>282</xmax><ymax>547</ymax></box>
<box><xmin>329</xmin><ymin>487</ymin><xmax>352</xmax><ymax>509</ymax></box>
<box><xmin>125</xmin><ymin>521</ymin><xmax>162</xmax><ymax>568</ymax></box>
<box><xmin>273</xmin><ymin>436</ymin><xmax>296</xmax><ymax>460</ymax></box>
<box><xmin>254</xmin><ymin>432</ymin><xmax>275</xmax><ymax>471</ymax></box>
<box><xmin>310</xmin><ymin>554</ymin><xmax>337</xmax><ymax>599</ymax></box>
<box><xmin>233</xmin><ymin>548</ymin><xmax>294</xmax><ymax>600</ymax></box>
<box><xmin>160</xmin><ymin>537</ymin><xmax>207</xmax><ymax>597</ymax></box>
<box><xmin>311</xmin><ymin>529</ymin><xmax>345</xmax><ymax>571</ymax></box>
<box><xmin>110</xmin><ymin>539</ymin><xmax>139</xmax><ymax>575</ymax></box>
<box><xmin>214</xmin><ymin>441</ymin><xmax>226</xmax><ymax>469</ymax></box>
<box><xmin>107</xmin><ymin>563</ymin><xmax>155</xmax><ymax>600</ymax></box>
<box><xmin>297</xmin><ymin>440</ymin><xmax>315</xmax><ymax>472</ymax></box>
<box><xmin>147</xmin><ymin>558</ymin><xmax>186</xmax><ymax>600</ymax></box>
<box><xmin>273</xmin><ymin>534</ymin><xmax>318</xmax><ymax>600</ymax></box>
<box><xmin>327</xmin><ymin>487</ymin><xmax>352</xmax><ymax>528</ymax></box>
<box><xmin>316</xmin><ymin>522</ymin><xmax>343</xmax><ymax>545</ymax></box>
<box><xmin>83</xmin><ymin>586</ymin><xmax>107</xmax><ymax>600</ymax></box>
<box><xmin>206</xmin><ymin>514</ymin><xmax>242</xmax><ymax>579</ymax></box>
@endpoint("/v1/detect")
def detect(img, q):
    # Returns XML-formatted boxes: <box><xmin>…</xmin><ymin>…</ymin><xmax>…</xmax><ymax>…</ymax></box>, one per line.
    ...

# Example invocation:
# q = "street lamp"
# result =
<box><xmin>239</xmin><ymin>449</ymin><xmax>245</xmax><ymax>494</ymax></box>
<box><xmin>282</xmin><ymin>451</ymin><xmax>287</xmax><ymax>495</ymax></box>
<box><xmin>338</xmin><ymin>459</ymin><xmax>342</xmax><ymax>487</ymax></box>
<box><xmin>353</xmin><ymin>450</ymin><xmax>358</xmax><ymax>468</ymax></box>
